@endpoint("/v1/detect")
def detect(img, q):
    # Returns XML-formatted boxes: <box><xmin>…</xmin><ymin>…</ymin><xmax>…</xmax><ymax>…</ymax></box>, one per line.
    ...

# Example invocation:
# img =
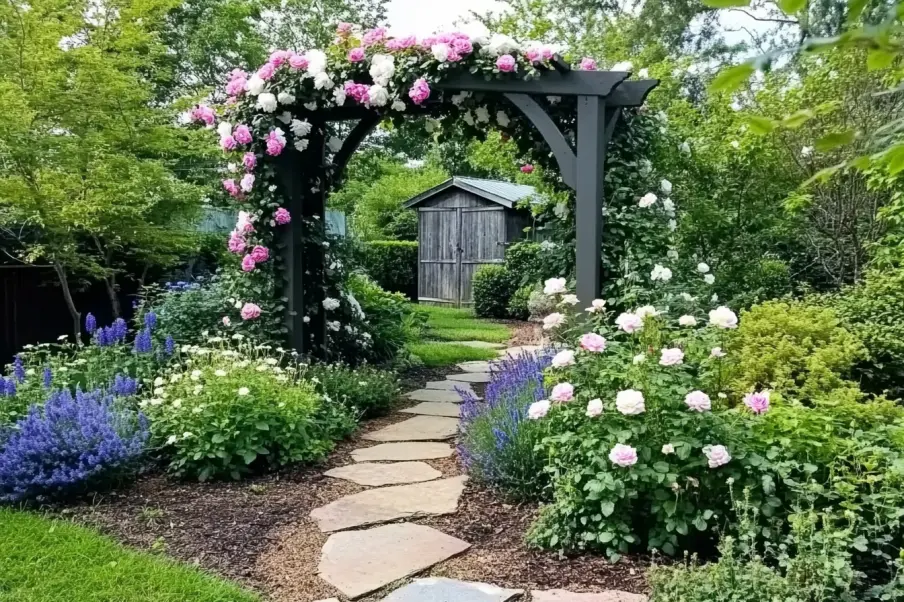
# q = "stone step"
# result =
<box><xmin>323</xmin><ymin>462</ymin><xmax>441</xmax><ymax>486</ymax></box>
<box><xmin>447</xmin><ymin>372</ymin><xmax>492</xmax><ymax>384</ymax></box>
<box><xmin>382</xmin><ymin>578</ymin><xmax>523</xmax><ymax>601</ymax></box>
<box><xmin>531</xmin><ymin>590</ymin><xmax>648</xmax><ymax>602</ymax></box>
<box><xmin>310</xmin><ymin>476</ymin><xmax>468</xmax><ymax>532</ymax></box>
<box><xmin>456</xmin><ymin>361</ymin><xmax>494</xmax><ymax>373</ymax></box>
<box><xmin>362</xmin><ymin>416</ymin><xmax>459</xmax><ymax>442</ymax></box>
<box><xmin>498</xmin><ymin>345</ymin><xmax>543</xmax><ymax>357</ymax></box>
<box><xmin>399</xmin><ymin>402</ymin><xmax>461</xmax><ymax>418</ymax></box>
<box><xmin>406</xmin><ymin>389</ymin><xmax>471</xmax><ymax>403</ymax></box>
<box><xmin>351</xmin><ymin>442</ymin><xmax>454</xmax><ymax>462</ymax></box>
<box><xmin>425</xmin><ymin>380</ymin><xmax>477</xmax><ymax>395</ymax></box>
<box><xmin>318</xmin><ymin>523</ymin><xmax>470</xmax><ymax>599</ymax></box>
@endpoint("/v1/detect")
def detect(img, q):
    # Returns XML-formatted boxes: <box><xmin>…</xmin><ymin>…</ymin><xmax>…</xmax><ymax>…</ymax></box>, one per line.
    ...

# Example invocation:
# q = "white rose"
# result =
<box><xmin>697</xmin><ymin>262</ymin><xmax>710</xmax><ymax>274</ymax></box>
<box><xmin>327</xmin><ymin>136</ymin><xmax>342</xmax><ymax>152</ymax></box>
<box><xmin>496</xmin><ymin>111</ymin><xmax>510</xmax><ymax>127</ymax></box>
<box><xmin>237</xmin><ymin>387</ymin><xmax>250</xmax><ymax>396</ymax></box>
<box><xmin>638</xmin><ymin>68</ymin><xmax>649</xmax><ymax>78</ymax></box>
<box><xmin>431</xmin><ymin>43</ymin><xmax>450</xmax><ymax>62</ymax></box>
<box><xmin>611</xmin><ymin>61</ymin><xmax>633</xmax><ymax>72</ymax></box>
<box><xmin>463</xmin><ymin>111</ymin><xmax>475</xmax><ymax>125</ymax></box>
<box><xmin>801</xmin><ymin>146</ymin><xmax>813</xmax><ymax>157</ymax></box>
<box><xmin>290</xmin><ymin>119</ymin><xmax>311</xmax><ymax>137</ymax></box>
<box><xmin>633</xmin><ymin>353</ymin><xmax>647</xmax><ymax>364</ymax></box>
<box><xmin>216</xmin><ymin>121</ymin><xmax>232</xmax><ymax>138</ymax></box>
<box><xmin>475</xmin><ymin>107</ymin><xmax>490</xmax><ymax>123</ymax></box>
<box><xmin>332</xmin><ymin>87</ymin><xmax>347</xmax><ymax>106</ymax></box>
<box><xmin>306</xmin><ymin>49</ymin><xmax>326</xmax><ymax>75</ymax></box>
<box><xmin>256</xmin><ymin>93</ymin><xmax>277</xmax><ymax>112</ymax></box>
<box><xmin>585</xmin><ymin>398</ymin><xmax>604</xmax><ymax>418</ymax></box>
<box><xmin>551</xmin><ymin>349</ymin><xmax>576</xmax><ymax>368</ymax></box>
<box><xmin>704</xmin><ymin>273</ymin><xmax>715</xmax><ymax>285</ymax></box>
<box><xmin>367</xmin><ymin>84</ymin><xmax>389</xmax><ymax>107</ymax></box>
<box><xmin>294</xmin><ymin>139</ymin><xmax>309</xmax><ymax>152</ymax></box>
<box><xmin>709</xmin><ymin>306</ymin><xmax>739</xmax><ymax>329</ymax></box>
<box><xmin>245</xmin><ymin>75</ymin><xmax>265</xmax><ymax>95</ymax></box>
<box><xmin>543</xmin><ymin>277</ymin><xmax>568</xmax><ymax>295</ymax></box>
<box><xmin>638</xmin><ymin>192</ymin><xmax>657</xmax><ymax>208</ymax></box>
<box><xmin>277</xmin><ymin>92</ymin><xmax>295</xmax><ymax>105</ymax></box>
<box><xmin>660</xmin><ymin>179</ymin><xmax>673</xmax><ymax>195</ymax></box>
<box><xmin>369</xmin><ymin>54</ymin><xmax>395</xmax><ymax>86</ymax></box>
<box><xmin>678</xmin><ymin>315</ymin><xmax>697</xmax><ymax>327</ymax></box>
<box><xmin>313</xmin><ymin>71</ymin><xmax>334</xmax><ymax>90</ymax></box>
<box><xmin>616</xmin><ymin>389</ymin><xmax>645</xmax><ymax>415</ymax></box>
<box><xmin>542</xmin><ymin>312</ymin><xmax>565</xmax><ymax>330</ymax></box>
<box><xmin>391</xmin><ymin>99</ymin><xmax>406</xmax><ymax>112</ymax></box>
<box><xmin>560</xmin><ymin>294</ymin><xmax>579</xmax><ymax>306</ymax></box>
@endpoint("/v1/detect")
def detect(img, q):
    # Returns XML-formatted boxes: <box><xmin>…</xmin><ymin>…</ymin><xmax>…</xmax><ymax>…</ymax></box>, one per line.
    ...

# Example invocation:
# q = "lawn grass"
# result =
<box><xmin>408</xmin><ymin>342</ymin><xmax>500</xmax><ymax>367</ymax></box>
<box><xmin>0</xmin><ymin>508</ymin><xmax>259</xmax><ymax>602</ymax></box>
<box><xmin>428</xmin><ymin>327</ymin><xmax>511</xmax><ymax>343</ymax></box>
<box><xmin>420</xmin><ymin>306</ymin><xmax>511</xmax><ymax>343</ymax></box>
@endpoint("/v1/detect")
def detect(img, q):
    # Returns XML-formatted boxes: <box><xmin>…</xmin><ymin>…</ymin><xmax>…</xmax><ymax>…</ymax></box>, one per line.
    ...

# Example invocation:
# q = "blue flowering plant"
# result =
<box><xmin>0</xmin><ymin>387</ymin><xmax>149</xmax><ymax>502</ymax></box>
<box><xmin>459</xmin><ymin>350</ymin><xmax>554</xmax><ymax>501</ymax></box>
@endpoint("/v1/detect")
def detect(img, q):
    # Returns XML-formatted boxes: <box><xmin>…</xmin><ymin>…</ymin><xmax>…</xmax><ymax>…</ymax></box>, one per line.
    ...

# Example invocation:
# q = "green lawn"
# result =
<box><xmin>407</xmin><ymin>306</ymin><xmax>511</xmax><ymax>366</ymax></box>
<box><xmin>0</xmin><ymin>508</ymin><xmax>258</xmax><ymax>602</ymax></box>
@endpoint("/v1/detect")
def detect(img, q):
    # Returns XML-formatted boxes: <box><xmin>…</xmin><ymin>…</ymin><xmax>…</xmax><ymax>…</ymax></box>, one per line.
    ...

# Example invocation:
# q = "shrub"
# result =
<box><xmin>0</xmin><ymin>388</ymin><xmax>148</xmax><ymax>502</ymax></box>
<box><xmin>305</xmin><ymin>363</ymin><xmax>400</xmax><ymax>417</ymax></box>
<box><xmin>507</xmin><ymin>284</ymin><xmax>534</xmax><ymax>321</ymax></box>
<box><xmin>828</xmin><ymin>267</ymin><xmax>904</xmax><ymax>398</ymax></box>
<box><xmin>347</xmin><ymin>273</ymin><xmax>424</xmax><ymax>365</ymax></box>
<box><xmin>727</xmin><ymin>300</ymin><xmax>867</xmax><ymax>404</ymax></box>
<box><xmin>460</xmin><ymin>351</ymin><xmax>552</xmax><ymax>500</ymax></box>
<box><xmin>356</xmin><ymin>241</ymin><xmax>418</xmax><ymax>299</ymax></box>
<box><xmin>527</xmin><ymin>288</ymin><xmax>556</xmax><ymax>321</ymax></box>
<box><xmin>473</xmin><ymin>264</ymin><xmax>516</xmax><ymax>319</ymax></box>
<box><xmin>145</xmin><ymin>341</ymin><xmax>355</xmax><ymax>481</ymax></box>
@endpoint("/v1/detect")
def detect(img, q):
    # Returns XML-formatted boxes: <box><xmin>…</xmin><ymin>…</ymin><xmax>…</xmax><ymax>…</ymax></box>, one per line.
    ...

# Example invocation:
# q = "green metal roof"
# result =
<box><xmin>403</xmin><ymin>176</ymin><xmax>539</xmax><ymax>209</ymax></box>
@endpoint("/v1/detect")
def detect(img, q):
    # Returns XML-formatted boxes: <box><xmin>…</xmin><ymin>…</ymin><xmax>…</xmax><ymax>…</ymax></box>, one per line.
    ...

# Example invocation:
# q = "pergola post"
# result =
<box><xmin>575</xmin><ymin>95</ymin><xmax>607</xmax><ymax>307</ymax></box>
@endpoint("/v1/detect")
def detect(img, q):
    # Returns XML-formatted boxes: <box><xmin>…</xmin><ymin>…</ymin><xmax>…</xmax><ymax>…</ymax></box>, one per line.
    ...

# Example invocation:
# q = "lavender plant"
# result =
<box><xmin>0</xmin><ymin>388</ymin><xmax>149</xmax><ymax>502</ymax></box>
<box><xmin>459</xmin><ymin>350</ymin><xmax>553</xmax><ymax>501</ymax></box>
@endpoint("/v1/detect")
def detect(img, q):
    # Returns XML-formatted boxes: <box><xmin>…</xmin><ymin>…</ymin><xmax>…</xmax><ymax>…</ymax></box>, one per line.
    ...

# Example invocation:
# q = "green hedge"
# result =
<box><xmin>358</xmin><ymin>241</ymin><xmax>418</xmax><ymax>300</ymax></box>
<box><xmin>473</xmin><ymin>264</ymin><xmax>517</xmax><ymax>319</ymax></box>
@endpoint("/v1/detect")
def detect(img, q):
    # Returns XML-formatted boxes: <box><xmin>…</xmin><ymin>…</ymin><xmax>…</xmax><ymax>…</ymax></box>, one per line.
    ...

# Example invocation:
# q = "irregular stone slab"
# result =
<box><xmin>426</xmin><ymin>380</ymin><xmax>476</xmax><ymax>395</ymax></box>
<box><xmin>314</xmin><ymin>599</ymin><xmax>340</xmax><ymax>602</ymax></box>
<box><xmin>400</xmin><ymin>402</ymin><xmax>461</xmax><ymax>418</ymax></box>
<box><xmin>362</xmin><ymin>416</ymin><xmax>459</xmax><ymax>442</ymax></box>
<box><xmin>454</xmin><ymin>340</ymin><xmax>506</xmax><ymax>349</ymax></box>
<box><xmin>319</xmin><ymin>523</ymin><xmax>470</xmax><ymax>599</ymax></box>
<box><xmin>382</xmin><ymin>578</ymin><xmax>523</xmax><ymax>601</ymax></box>
<box><xmin>499</xmin><ymin>345</ymin><xmax>543</xmax><ymax>357</ymax></box>
<box><xmin>311</xmin><ymin>476</ymin><xmax>467</xmax><ymax>532</ymax></box>
<box><xmin>351</xmin><ymin>442</ymin><xmax>455</xmax><ymax>462</ymax></box>
<box><xmin>456</xmin><ymin>361</ymin><xmax>494</xmax><ymax>372</ymax></box>
<box><xmin>447</xmin><ymin>372</ymin><xmax>492</xmax><ymax>384</ymax></box>
<box><xmin>531</xmin><ymin>590</ymin><xmax>648</xmax><ymax>602</ymax></box>
<box><xmin>406</xmin><ymin>388</ymin><xmax>471</xmax><ymax>403</ymax></box>
<box><xmin>323</xmin><ymin>462</ymin><xmax>441</xmax><ymax>486</ymax></box>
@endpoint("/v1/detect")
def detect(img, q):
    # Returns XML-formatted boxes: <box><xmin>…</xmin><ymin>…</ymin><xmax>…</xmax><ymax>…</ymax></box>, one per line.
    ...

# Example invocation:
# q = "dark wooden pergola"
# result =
<box><xmin>277</xmin><ymin>64</ymin><xmax>658</xmax><ymax>355</ymax></box>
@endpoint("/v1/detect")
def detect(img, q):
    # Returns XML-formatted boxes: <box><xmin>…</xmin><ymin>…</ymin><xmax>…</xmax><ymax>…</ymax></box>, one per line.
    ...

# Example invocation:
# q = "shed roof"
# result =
<box><xmin>403</xmin><ymin>176</ymin><xmax>539</xmax><ymax>209</ymax></box>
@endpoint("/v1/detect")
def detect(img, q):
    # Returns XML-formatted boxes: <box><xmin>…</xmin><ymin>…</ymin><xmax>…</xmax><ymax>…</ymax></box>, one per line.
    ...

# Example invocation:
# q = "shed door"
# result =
<box><xmin>418</xmin><ymin>208</ymin><xmax>460</xmax><ymax>305</ymax></box>
<box><xmin>460</xmin><ymin>206</ymin><xmax>506</xmax><ymax>305</ymax></box>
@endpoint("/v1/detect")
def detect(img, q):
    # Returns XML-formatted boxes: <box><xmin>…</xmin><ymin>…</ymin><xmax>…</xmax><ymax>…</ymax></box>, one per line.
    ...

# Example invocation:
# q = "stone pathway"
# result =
<box><xmin>311</xmin><ymin>346</ymin><xmax>647</xmax><ymax>601</ymax></box>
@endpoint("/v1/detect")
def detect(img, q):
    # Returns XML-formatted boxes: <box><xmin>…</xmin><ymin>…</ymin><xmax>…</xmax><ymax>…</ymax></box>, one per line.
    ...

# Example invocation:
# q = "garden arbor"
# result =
<box><xmin>279</xmin><ymin>66</ymin><xmax>658</xmax><ymax>354</ymax></box>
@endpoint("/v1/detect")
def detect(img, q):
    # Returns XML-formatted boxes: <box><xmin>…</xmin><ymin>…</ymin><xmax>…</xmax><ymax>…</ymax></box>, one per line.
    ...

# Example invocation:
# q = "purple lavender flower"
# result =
<box><xmin>0</xmin><ymin>377</ymin><xmax>7</xmax><ymax>396</ymax></box>
<box><xmin>111</xmin><ymin>374</ymin><xmax>138</xmax><ymax>397</ymax></box>
<box><xmin>85</xmin><ymin>312</ymin><xmax>97</xmax><ymax>335</ymax></box>
<box><xmin>144</xmin><ymin>311</ymin><xmax>157</xmax><ymax>331</ymax></box>
<box><xmin>164</xmin><ymin>335</ymin><xmax>175</xmax><ymax>357</ymax></box>
<box><xmin>4</xmin><ymin>378</ymin><xmax>16</xmax><ymax>397</ymax></box>
<box><xmin>112</xmin><ymin>318</ymin><xmax>128</xmax><ymax>342</ymax></box>
<box><xmin>0</xmin><ymin>388</ymin><xmax>148</xmax><ymax>502</ymax></box>
<box><xmin>42</xmin><ymin>366</ymin><xmax>52</xmax><ymax>389</ymax></box>
<box><xmin>13</xmin><ymin>354</ymin><xmax>25</xmax><ymax>383</ymax></box>
<box><xmin>133</xmin><ymin>329</ymin><xmax>152</xmax><ymax>354</ymax></box>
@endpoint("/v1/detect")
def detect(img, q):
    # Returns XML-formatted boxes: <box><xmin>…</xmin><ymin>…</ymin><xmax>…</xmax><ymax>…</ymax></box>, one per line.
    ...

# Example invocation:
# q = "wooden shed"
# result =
<box><xmin>404</xmin><ymin>176</ymin><xmax>536</xmax><ymax>306</ymax></box>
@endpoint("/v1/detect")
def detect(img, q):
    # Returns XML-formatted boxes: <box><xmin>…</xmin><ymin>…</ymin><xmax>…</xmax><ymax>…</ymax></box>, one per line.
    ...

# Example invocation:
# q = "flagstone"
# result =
<box><xmin>350</xmin><ymin>442</ymin><xmax>455</xmax><ymax>462</ymax></box>
<box><xmin>456</xmin><ymin>361</ymin><xmax>494</xmax><ymax>372</ymax></box>
<box><xmin>318</xmin><ymin>523</ymin><xmax>470</xmax><ymax>599</ymax></box>
<box><xmin>447</xmin><ymin>372</ymin><xmax>493</xmax><ymax>384</ymax></box>
<box><xmin>399</xmin><ymin>402</ymin><xmax>461</xmax><ymax>418</ymax></box>
<box><xmin>381</xmin><ymin>578</ymin><xmax>523</xmax><ymax>601</ymax></box>
<box><xmin>498</xmin><ymin>345</ymin><xmax>543</xmax><ymax>357</ymax></box>
<box><xmin>530</xmin><ymin>590</ymin><xmax>648</xmax><ymax>602</ymax></box>
<box><xmin>362</xmin><ymin>416</ymin><xmax>459</xmax><ymax>442</ymax></box>
<box><xmin>425</xmin><ymin>380</ymin><xmax>476</xmax><ymax>394</ymax></box>
<box><xmin>323</xmin><ymin>462</ymin><xmax>441</xmax><ymax>486</ymax></box>
<box><xmin>310</xmin><ymin>476</ymin><xmax>468</xmax><ymax>532</ymax></box>
<box><xmin>406</xmin><ymin>388</ymin><xmax>470</xmax><ymax>403</ymax></box>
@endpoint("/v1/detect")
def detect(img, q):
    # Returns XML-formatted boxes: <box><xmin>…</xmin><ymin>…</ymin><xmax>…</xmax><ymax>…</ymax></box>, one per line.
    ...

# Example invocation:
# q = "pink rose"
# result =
<box><xmin>525</xmin><ymin>49</ymin><xmax>540</xmax><ymax>62</ymax></box>
<box><xmin>265</xmin><ymin>129</ymin><xmax>286</xmax><ymax>156</ymax></box>
<box><xmin>268</xmin><ymin>50</ymin><xmax>291</xmax><ymax>67</ymax></box>
<box><xmin>362</xmin><ymin>27</ymin><xmax>386</xmax><ymax>47</ymax></box>
<box><xmin>225</xmin><ymin>77</ymin><xmax>247</xmax><ymax>96</ymax></box>
<box><xmin>344</xmin><ymin>81</ymin><xmax>370</xmax><ymax>103</ymax></box>
<box><xmin>684</xmin><ymin>390</ymin><xmax>712</xmax><ymax>412</ymax></box>
<box><xmin>496</xmin><ymin>54</ymin><xmax>516</xmax><ymax>72</ymax></box>
<box><xmin>580</xmin><ymin>57</ymin><xmax>597</xmax><ymax>70</ymax></box>
<box><xmin>527</xmin><ymin>400</ymin><xmax>550</xmax><ymax>420</ymax></box>
<box><xmin>585</xmin><ymin>398</ymin><xmax>604</xmax><ymax>418</ymax></box>
<box><xmin>521</xmin><ymin>164</ymin><xmax>534</xmax><ymax>174</ymax></box>
<box><xmin>222</xmin><ymin>179</ymin><xmax>240</xmax><ymax>197</ymax></box>
<box><xmin>609</xmin><ymin>443</ymin><xmax>638</xmax><ymax>467</ymax></box>
<box><xmin>744</xmin><ymin>390</ymin><xmax>770</xmax><ymax>415</ymax></box>
<box><xmin>235</xmin><ymin>211</ymin><xmax>254</xmax><ymax>233</ymax></box>
<box><xmin>239</xmin><ymin>173</ymin><xmax>254</xmax><ymax>193</ymax></box>
<box><xmin>550</xmin><ymin>382</ymin><xmax>574</xmax><ymax>402</ymax></box>
<box><xmin>336</xmin><ymin>22</ymin><xmax>353</xmax><ymax>36</ymax></box>
<box><xmin>256</xmin><ymin>62</ymin><xmax>276</xmax><ymax>80</ymax></box>
<box><xmin>219</xmin><ymin>135</ymin><xmax>236</xmax><ymax>151</ymax></box>
<box><xmin>274</xmin><ymin>207</ymin><xmax>291</xmax><ymax>225</ymax></box>
<box><xmin>191</xmin><ymin>105</ymin><xmax>215</xmax><ymax>126</ymax></box>
<box><xmin>659</xmin><ymin>347</ymin><xmax>684</xmax><ymax>366</ymax></box>
<box><xmin>408</xmin><ymin>78</ymin><xmax>431</xmax><ymax>105</ymax></box>
<box><xmin>540</xmin><ymin>47</ymin><xmax>554</xmax><ymax>60</ymax></box>
<box><xmin>615</xmin><ymin>312</ymin><xmax>643</xmax><ymax>333</ymax></box>
<box><xmin>703</xmin><ymin>444</ymin><xmax>731</xmax><ymax>468</ymax></box>
<box><xmin>227</xmin><ymin>232</ymin><xmax>246</xmax><ymax>254</ymax></box>
<box><xmin>241</xmin><ymin>254</ymin><xmax>256</xmax><ymax>272</ymax></box>
<box><xmin>348</xmin><ymin>47</ymin><xmax>366</xmax><ymax>62</ymax></box>
<box><xmin>386</xmin><ymin>36</ymin><xmax>416</xmax><ymax>51</ymax></box>
<box><xmin>250</xmin><ymin>245</ymin><xmax>269</xmax><ymax>263</ymax></box>
<box><xmin>222</xmin><ymin>316</ymin><xmax>231</xmax><ymax>327</ymax></box>
<box><xmin>242</xmin><ymin>152</ymin><xmax>256</xmax><ymax>171</ymax></box>
<box><xmin>288</xmin><ymin>54</ymin><xmax>308</xmax><ymax>70</ymax></box>
<box><xmin>451</xmin><ymin>37</ymin><xmax>472</xmax><ymax>56</ymax></box>
<box><xmin>233</xmin><ymin>124</ymin><xmax>252</xmax><ymax>145</ymax></box>
<box><xmin>240</xmin><ymin>303</ymin><xmax>261</xmax><ymax>320</ymax></box>
<box><xmin>579</xmin><ymin>333</ymin><xmax>606</xmax><ymax>353</ymax></box>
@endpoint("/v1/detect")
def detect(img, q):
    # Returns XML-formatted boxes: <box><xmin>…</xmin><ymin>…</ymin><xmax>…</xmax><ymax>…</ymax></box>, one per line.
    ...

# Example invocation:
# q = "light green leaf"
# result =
<box><xmin>814</xmin><ymin>129</ymin><xmax>856</xmax><ymax>152</ymax></box>
<box><xmin>868</xmin><ymin>49</ymin><xmax>896</xmax><ymax>71</ymax></box>
<box><xmin>255</xmin><ymin>421</ymin><xmax>270</xmax><ymax>431</ymax></box>
<box><xmin>777</xmin><ymin>0</ymin><xmax>805</xmax><ymax>14</ymax></box>
<box><xmin>781</xmin><ymin>109</ymin><xmax>814</xmax><ymax>129</ymax></box>
<box><xmin>598</xmin><ymin>532</ymin><xmax>616</xmax><ymax>543</ymax></box>
<box><xmin>746</xmin><ymin>115</ymin><xmax>777</xmax><ymax>135</ymax></box>
<box><xmin>601</xmin><ymin>501</ymin><xmax>615</xmax><ymax>517</ymax></box>
<box><xmin>709</xmin><ymin>63</ymin><xmax>756</xmax><ymax>94</ymax></box>
<box><xmin>702</xmin><ymin>0</ymin><xmax>751</xmax><ymax>7</ymax></box>
<box><xmin>242</xmin><ymin>450</ymin><xmax>257</xmax><ymax>464</ymax></box>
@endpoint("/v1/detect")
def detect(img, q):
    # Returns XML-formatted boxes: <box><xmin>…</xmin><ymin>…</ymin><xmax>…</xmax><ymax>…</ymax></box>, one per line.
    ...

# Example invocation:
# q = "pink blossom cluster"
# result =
<box><xmin>385</xmin><ymin>36</ymin><xmax>416</xmax><ymax>51</ymax></box>
<box><xmin>190</xmin><ymin>105</ymin><xmax>215</xmax><ymax>126</ymax></box>
<box><xmin>274</xmin><ymin>207</ymin><xmax>291</xmax><ymax>225</ymax></box>
<box><xmin>241</xmin><ymin>245</ymin><xmax>270</xmax><ymax>272</ymax></box>
<box><xmin>744</xmin><ymin>390</ymin><xmax>770</xmax><ymax>414</ymax></box>
<box><xmin>408</xmin><ymin>78</ymin><xmax>431</xmax><ymax>105</ymax></box>
<box><xmin>525</xmin><ymin>45</ymin><xmax>554</xmax><ymax>63</ymax></box>
<box><xmin>520</xmin><ymin>164</ymin><xmax>534</xmax><ymax>174</ymax></box>
<box><xmin>344</xmin><ymin>81</ymin><xmax>371</xmax><ymax>104</ymax></box>
<box><xmin>222</xmin><ymin>178</ymin><xmax>241</xmax><ymax>198</ymax></box>
<box><xmin>496</xmin><ymin>54</ymin><xmax>516</xmax><ymax>72</ymax></box>
<box><xmin>225</xmin><ymin>69</ymin><xmax>247</xmax><ymax>96</ymax></box>
<box><xmin>265</xmin><ymin>129</ymin><xmax>286</xmax><ymax>156</ymax></box>
<box><xmin>348</xmin><ymin>47</ymin><xmax>366</xmax><ymax>62</ymax></box>
<box><xmin>240</xmin><ymin>302</ymin><xmax>261</xmax><ymax>320</ymax></box>
<box><xmin>336</xmin><ymin>22</ymin><xmax>353</xmax><ymax>37</ymax></box>
<box><xmin>361</xmin><ymin>27</ymin><xmax>387</xmax><ymax>47</ymax></box>
<box><xmin>579</xmin><ymin>57</ymin><xmax>597</xmax><ymax>70</ymax></box>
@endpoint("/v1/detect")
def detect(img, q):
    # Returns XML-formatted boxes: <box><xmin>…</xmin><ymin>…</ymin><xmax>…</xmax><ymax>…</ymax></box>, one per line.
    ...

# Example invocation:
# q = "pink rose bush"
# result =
<box><xmin>240</xmin><ymin>303</ymin><xmax>261</xmax><ymax>320</ymax></box>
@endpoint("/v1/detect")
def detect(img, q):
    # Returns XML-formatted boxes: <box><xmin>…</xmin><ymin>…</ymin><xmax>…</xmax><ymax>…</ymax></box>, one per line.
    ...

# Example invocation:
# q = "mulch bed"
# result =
<box><xmin>53</xmin><ymin>355</ymin><xmax>646</xmax><ymax>601</ymax></box>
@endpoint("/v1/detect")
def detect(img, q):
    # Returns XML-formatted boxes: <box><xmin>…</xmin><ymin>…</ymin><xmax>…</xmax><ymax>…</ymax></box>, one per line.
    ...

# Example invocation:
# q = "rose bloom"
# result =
<box><xmin>744</xmin><ymin>390</ymin><xmax>770</xmax><ymax>414</ymax></box>
<box><xmin>709</xmin><ymin>306</ymin><xmax>739</xmax><ymax>329</ymax></box>
<box><xmin>348</xmin><ymin>47</ymin><xmax>365</xmax><ymax>62</ymax></box>
<box><xmin>250</xmin><ymin>245</ymin><xmax>269</xmax><ymax>263</ymax></box>
<box><xmin>233</xmin><ymin>124</ymin><xmax>252</xmax><ymax>144</ymax></box>
<box><xmin>240</xmin><ymin>302</ymin><xmax>261</xmax><ymax>320</ymax></box>
<box><xmin>551</xmin><ymin>349</ymin><xmax>576</xmax><ymax>368</ymax></box>
<box><xmin>560</xmin><ymin>294</ymin><xmax>579</xmax><ymax>306</ymax></box>
<box><xmin>609</xmin><ymin>443</ymin><xmax>638</xmax><ymax>467</ymax></box>
<box><xmin>580</xmin><ymin>333</ymin><xmax>606</xmax><ymax>352</ymax></box>
<box><xmin>521</xmin><ymin>164</ymin><xmax>534</xmax><ymax>174</ymax></box>
<box><xmin>638</xmin><ymin>192</ymin><xmax>657</xmax><ymax>208</ymax></box>
<box><xmin>579</xmin><ymin>57</ymin><xmax>597</xmax><ymax>70</ymax></box>
<box><xmin>662</xmin><ymin>443</ymin><xmax>675</xmax><ymax>455</ymax></box>
<box><xmin>684</xmin><ymin>390</ymin><xmax>712</xmax><ymax>412</ymax></box>
<box><xmin>549</xmin><ymin>382</ymin><xmax>574</xmax><ymax>402</ymax></box>
<box><xmin>543</xmin><ymin>277</ymin><xmax>567</xmax><ymax>295</ymax></box>
<box><xmin>678</xmin><ymin>315</ymin><xmax>697</xmax><ymax>327</ymax></box>
<box><xmin>615</xmin><ymin>389</ymin><xmax>645</xmax><ymax>415</ymax></box>
<box><xmin>697</xmin><ymin>262</ymin><xmax>710</xmax><ymax>274</ymax></box>
<box><xmin>585</xmin><ymin>398</ymin><xmax>603</xmax><ymax>418</ymax></box>
<box><xmin>241</xmin><ymin>254</ymin><xmax>256</xmax><ymax>272</ymax></box>
<box><xmin>704</xmin><ymin>444</ymin><xmax>731</xmax><ymax>468</ymax></box>
<box><xmin>615</xmin><ymin>312</ymin><xmax>643</xmax><ymax>333</ymax></box>
<box><xmin>585</xmin><ymin>299</ymin><xmax>606</xmax><ymax>313</ymax></box>
<box><xmin>496</xmin><ymin>54</ymin><xmax>516</xmax><ymax>72</ymax></box>
<box><xmin>659</xmin><ymin>347</ymin><xmax>684</xmax><ymax>366</ymax></box>
<box><xmin>274</xmin><ymin>207</ymin><xmax>291</xmax><ymax>225</ymax></box>
<box><xmin>222</xmin><ymin>316</ymin><xmax>231</xmax><ymax>327</ymax></box>
<box><xmin>542</xmin><ymin>312</ymin><xmax>565</xmax><ymax>330</ymax></box>
<box><xmin>711</xmin><ymin>347</ymin><xmax>725</xmax><ymax>358</ymax></box>
<box><xmin>635</xmin><ymin>305</ymin><xmax>658</xmax><ymax>319</ymax></box>
<box><xmin>633</xmin><ymin>353</ymin><xmax>646</xmax><ymax>364</ymax></box>
<box><xmin>527</xmin><ymin>399</ymin><xmax>550</xmax><ymax>419</ymax></box>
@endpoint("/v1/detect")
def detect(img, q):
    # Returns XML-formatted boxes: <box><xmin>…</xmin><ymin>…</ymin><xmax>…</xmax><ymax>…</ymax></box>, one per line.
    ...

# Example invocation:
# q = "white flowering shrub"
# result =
<box><xmin>144</xmin><ymin>339</ymin><xmax>354</xmax><ymax>481</ymax></box>
<box><xmin>304</xmin><ymin>362</ymin><xmax>400</xmax><ymax>417</ymax></box>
